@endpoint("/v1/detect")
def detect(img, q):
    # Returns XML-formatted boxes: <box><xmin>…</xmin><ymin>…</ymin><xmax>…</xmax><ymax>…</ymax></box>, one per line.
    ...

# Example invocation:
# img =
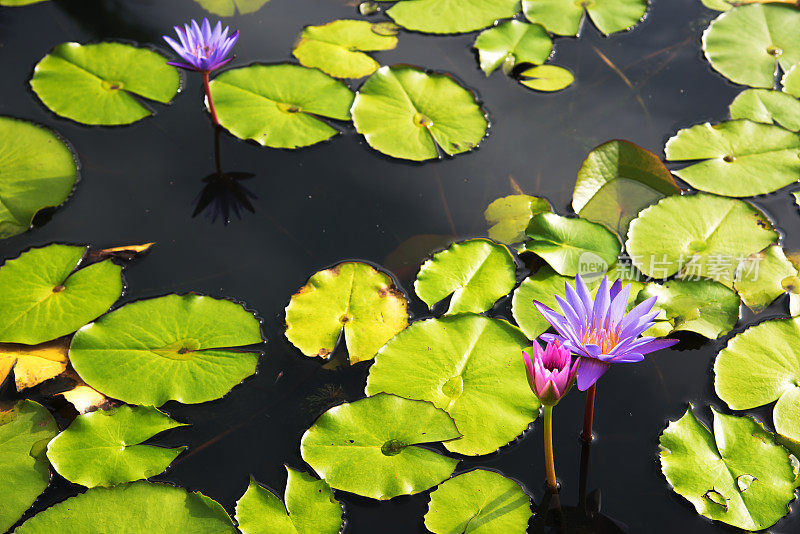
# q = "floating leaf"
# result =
<box><xmin>0</xmin><ymin>117</ymin><xmax>77</xmax><ymax>239</ymax></box>
<box><xmin>664</xmin><ymin>120</ymin><xmax>800</xmax><ymax>197</ymax></box>
<box><xmin>46</xmin><ymin>405</ymin><xmax>186</xmax><ymax>488</ymax></box>
<box><xmin>285</xmin><ymin>262</ymin><xmax>408</xmax><ymax>364</ymax></box>
<box><xmin>13</xmin><ymin>481</ymin><xmax>237</xmax><ymax>533</ymax></box>
<box><xmin>235</xmin><ymin>467</ymin><xmax>343</xmax><ymax>534</ymax></box>
<box><xmin>0</xmin><ymin>244</ymin><xmax>123</xmax><ymax>345</ymax></box>
<box><xmin>415</xmin><ymin>239</ymin><xmax>516</xmax><ymax>315</ymax></box>
<box><xmin>702</xmin><ymin>0</ymin><xmax>800</xmax><ymax>11</ymax></box>
<box><xmin>734</xmin><ymin>245</ymin><xmax>799</xmax><ymax>312</ymax></box>
<box><xmin>352</xmin><ymin>65</ymin><xmax>487</xmax><ymax>161</ymax></box>
<box><xmin>425</xmin><ymin>469</ymin><xmax>532</xmax><ymax>534</ymax></box>
<box><xmin>210</xmin><ymin>64</ymin><xmax>354</xmax><ymax>149</ymax></box>
<box><xmin>86</xmin><ymin>242</ymin><xmax>155</xmax><ymax>262</ymax></box>
<box><xmin>522</xmin><ymin>0</ymin><xmax>648</xmax><ymax>36</ymax></box>
<box><xmin>0</xmin><ymin>400</ymin><xmax>58</xmax><ymax>534</ymax></box>
<box><xmin>300</xmin><ymin>393</ymin><xmax>460</xmax><ymax>499</ymax></box>
<box><xmin>385</xmin><ymin>0</ymin><xmax>520</xmax><ymax>34</ymax></box>
<box><xmin>626</xmin><ymin>193</ymin><xmax>778</xmax><ymax>282</ymax></box>
<box><xmin>59</xmin><ymin>383</ymin><xmax>112</xmax><ymax>414</ymax></box>
<box><xmin>474</xmin><ymin>20</ymin><xmax>552</xmax><ymax>76</ymax></box>
<box><xmin>292</xmin><ymin>20</ymin><xmax>398</xmax><ymax>79</ymax></box>
<box><xmin>484</xmin><ymin>194</ymin><xmax>551</xmax><ymax>245</ymax></box>
<box><xmin>518</xmin><ymin>65</ymin><xmax>574</xmax><ymax>92</ymax></box>
<box><xmin>69</xmin><ymin>294</ymin><xmax>262</xmax><ymax>406</ymax></box>
<box><xmin>0</xmin><ymin>339</ymin><xmax>69</xmax><ymax>391</ymax></box>
<box><xmin>0</xmin><ymin>0</ymin><xmax>51</xmax><ymax>5</ymax></box>
<box><xmin>715</xmin><ymin>317</ymin><xmax>800</xmax><ymax>445</ymax></box>
<box><xmin>30</xmin><ymin>42</ymin><xmax>179</xmax><ymax>126</ymax></box>
<box><xmin>782</xmin><ymin>63</ymin><xmax>800</xmax><ymax>98</ymax></box>
<box><xmin>702</xmin><ymin>4</ymin><xmax>800</xmax><ymax>88</ymax></box>
<box><xmin>523</xmin><ymin>212</ymin><xmax>621</xmax><ymax>277</ymax></box>
<box><xmin>366</xmin><ymin>314</ymin><xmax>536</xmax><ymax>455</ymax></box>
<box><xmin>729</xmin><ymin>89</ymin><xmax>800</xmax><ymax>132</ymax></box>
<box><xmin>659</xmin><ymin>406</ymin><xmax>796</xmax><ymax>531</ymax></box>
<box><xmin>194</xmin><ymin>0</ymin><xmax>270</xmax><ymax>16</ymax></box>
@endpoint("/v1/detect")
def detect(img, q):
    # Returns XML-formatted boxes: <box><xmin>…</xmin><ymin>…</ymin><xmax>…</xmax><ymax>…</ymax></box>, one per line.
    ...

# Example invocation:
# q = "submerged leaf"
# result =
<box><xmin>484</xmin><ymin>194</ymin><xmax>551</xmax><ymax>245</ymax></box>
<box><xmin>522</xmin><ymin>0</ymin><xmax>648</xmax><ymax>36</ymax></box>
<box><xmin>0</xmin><ymin>339</ymin><xmax>69</xmax><ymax>391</ymax></box>
<box><xmin>518</xmin><ymin>65</ymin><xmax>574</xmax><ymax>92</ymax></box>
<box><xmin>194</xmin><ymin>0</ymin><xmax>270</xmax><ymax>16</ymax></box>
<box><xmin>729</xmin><ymin>89</ymin><xmax>800</xmax><ymax>131</ymax></box>
<box><xmin>734</xmin><ymin>245</ymin><xmax>799</xmax><ymax>313</ymax></box>
<box><xmin>474</xmin><ymin>21</ymin><xmax>552</xmax><ymax>76</ymax></box>
<box><xmin>386</xmin><ymin>0</ymin><xmax>520</xmax><ymax>34</ymax></box>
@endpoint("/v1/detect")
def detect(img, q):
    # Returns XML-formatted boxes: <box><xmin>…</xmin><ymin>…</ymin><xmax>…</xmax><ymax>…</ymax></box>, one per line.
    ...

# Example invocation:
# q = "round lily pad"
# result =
<box><xmin>235</xmin><ymin>467</ymin><xmax>343</xmax><ymax>534</ymax></box>
<box><xmin>194</xmin><ymin>0</ymin><xmax>270</xmax><ymax>16</ymax></box>
<box><xmin>782</xmin><ymin>63</ymin><xmax>800</xmax><ymax>98</ymax></box>
<box><xmin>386</xmin><ymin>0</ymin><xmax>520</xmax><ymax>34</ymax></box>
<box><xmin>522</xmin><ymin>0</ymin><xmax>648</xmax><ymax>37</ymax></box>
<box><xmin>664</xmin><ymin>120</ymin><xmax>800</xmax><ymax>197</ymax></box>
<box><xmin>300</xmin><ymin>393</ymin><xmax>460</xmax><ymax>499</ymax></box>
<box><xmin>0</xmin><ymin>339</ymin><xmax>69</xmax><ymax>391</ymax></box>
<box><xmin>13</xmin><ymin>481</ymin><xmax>237</xmax><ymax>533</ymax></box>
<box><xmin>351</xmin><ymin>65</ymin><xmax>488</xmax><ymax>161</ymax></box>
<box><xmin>734</xmin><ymin>245</ymin><xmax>799</xmax><ymax>313</ymax></box>
<box><xmin>415</xmin><ymin>239</ymin><xmax>517</xmax><ymax>315</ymax></box>
<box><xmin>519</xmin><ymin>65</ymin><xmax>574</xmax><ymax>92</ymax></box>
<box><xmin>366</xmin><ymin>313</ymin><xmax>537</xmax><ymax>455</ymax></box>
<box><xmin>424</xmin><ymin>469</ymin><xmax>532</xmax><ymax>534</ymax></box>
<box><xmin>0</xmin><ymin>117</ymin><xmax>77</xmax><ymax>239</ymax></box>
<box><xmin>210</xmin><ymin>64</ymin><xmax>355</xmax><ymax>149</ymax></box>
<box><xmin>484</xmin><ymin>194</ymin><xmax>551</xmax><ymax>245</ymax></box>
<box><xmin>0</xmin><ymin>400</ymin><xmax>58</xmax><ymax>534</ymax></box>
<box><xmin>474</xmin><ymin>20</ymin><xmax>552</xmax><ymax>76</ymax></box>
<box><xmin>659</xmin><ymin>406</ymin><xmax>796</xmax><ymax>531</ymax></box>
<box><xmin>729</xmin><ymin>89</ymin><xmax>800</xmax><ymax>132</ymax></box>
<box><xmin>30</xmin><ymin>42</ymin><xmax>180</xmax><ymax>126</ymax></box>
<box><xmin>0</xmin><ymin>244</ymin><xmax>123</xmax><ymax>345</ymax></box>
<box><xmin>69</xmin><ymin>293</ymin><xmax>263</xmax><ymax>406</ymax></box>
<box><xmin>285</xmin><ymin>262</ymin><xmax>408</xmax><ymax>364</ymax></box>
<box><xmin>702</xmin><ymin>4</ymin><xmax>800</xmax><ymax>88</ymax></box>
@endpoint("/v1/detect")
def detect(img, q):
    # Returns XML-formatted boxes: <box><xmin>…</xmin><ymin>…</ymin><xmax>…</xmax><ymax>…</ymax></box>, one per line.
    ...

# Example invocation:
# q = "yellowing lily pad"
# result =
<box><xmin>0</xmin><ymin>338</ymin><xmax>69</xmax><ymax>391</ymax></box>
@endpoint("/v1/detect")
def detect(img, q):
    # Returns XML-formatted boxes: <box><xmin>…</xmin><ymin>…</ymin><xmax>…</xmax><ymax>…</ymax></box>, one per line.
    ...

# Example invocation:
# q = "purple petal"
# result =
<box><xmin>607</xmin><ymin>284</ymin><xmax>631</xmax><ymax>328</ymax></box>
<box><xmin>575</xmin><ymin>275</ymin><xmax>594</xmax><ymax>317</ymax></box>
<box><xmin>564</xmin><ymin>281</ymin><xmax>588</xmax><ymax>319</ymax></box>
<box><xmin>576</xmin><ymin>358</ymin><xmax>611</xmax><ymax>391</ymax></box>
<box><xmin>609</xmin><ymin>279</ymin><xmax>623</xmax><ymax>300</ymax></box>
<box><xmin>554</xmin><ymin>295</ymin><xmax>583</xmax><ymax>332</ymax></box>
<box><xmin>610</xmin><ymin>352</ymin><xmax>644</xmax><ymax>363</ymax></box>
<box><xmin>592</xmin><ymin>277</ymin><xmax>610</xmax><ymax>327</ymax></box>
<box><xmin>533</xmin><ymin>301</ymin><xmax>574</xmax><ymax>339</ymax></box>
<box><xmin>167</xmin><ymin>60</ymin><xmax>200</xmax><ymax>71</ymax></box>
<box><xmin>583</xmin><ymin>344</ymin><xmax>603</xmax><ymax>357</ymax></box>
<box><xmin>633</xmin><ymin>337</ymin><xmax>679</xmax><ymax>355</ymax></box>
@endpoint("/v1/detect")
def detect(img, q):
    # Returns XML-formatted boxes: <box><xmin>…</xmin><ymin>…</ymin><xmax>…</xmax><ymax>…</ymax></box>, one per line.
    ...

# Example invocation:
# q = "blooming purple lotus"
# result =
<box><xmin>163</xmin><ymin>18</ymin><xmax>239</xmax><ymax>73</ymax></box>
<box><xmin>534</xmin><ymin>276</ymin><xmax>677</xmax><ymax>391</ymax></box>
<box><xmin>523</xmin><ymin>339</ymin><xmax>578</xmax><ymax>406</ymax></box>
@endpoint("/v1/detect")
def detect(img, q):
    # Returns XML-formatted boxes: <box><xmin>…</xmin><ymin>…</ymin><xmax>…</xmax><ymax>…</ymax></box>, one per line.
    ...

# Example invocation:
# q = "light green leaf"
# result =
<box><xmin>701</xmin><ymin>0</ymin><xmax>736</xmax><ymax>10</ymax></box>
<box><xmin>793</xmin><ymin>190</ymin><xmax>800</xmax><ymax>209</ymax></box>
<box><xmin>702</xmin><ymin>4</ymin><xmax>800</xmax><ymax>88</ymax></box>
<box><xmin>729</xmin><ymin>88</ymin><xmax>800</xmax><ymax>131</ymax></box>
<box><xmin>484</xmin><ymin>194</ymin><xmax>551</xmax><ymax>245</ymax></box>
<box><xmin>13</xmin><ymin>481</ymin><xmax>237</xmax><ymax>533</ymax></box>
<box><xmin>0</xmin><ymin>117</ymin><xmax>77</xmax><ymax>239</ymax></box>
<box><xmin>522</xmin><ymin>0</ymin><xmax>647</xmax><ymax>37</ymax></box>
<box><xmin>0</xmin><ymin>0</ymin><xmax>50</xmax><ymax>5</ymax></box>
<box><xmin>30</xmin><ymin>42</ymin><xmax>179</xmax><ymax>126</ymax></box>
<box><xmin>210</xmin><ymin>64</ymin><xmax>354</xmax><ymax>149</ymax></box>
<box><xmin>523</xmin><ymin>212</ymin><xmax>621</xmax><ymax>277</ymax></box>
<box><xmin>366</xmin><ymin>313</ymin><xmax>537</xmax><ymax>455</ymax></box>
<box><xmin>424</xmin><ymin>469</ymin><xmax>532</xmax><ymax>534</ymax></box>
<box><xmin>235</xmin><ymin>467</ymin><xmax>343</xmax><ymax>534</ymax></box>
<box><xmin>300</xmin><ymin>393</ymin><xmax>460</xmax><ymax>499</ymax></box>
<box><xmin>474</xmin><ymin>20</ymin><xmax>552</xmax><ymax>76</ymax></box>
<box><xmin>285</xmin><ymin>262</ymin><xmax>408</xmax><ymax>364</ymax></box>
<box><xmin>665</xmin><ymin>120</ymin><xmax>800</xmax><ymax>196</ymax></box>
<box><xmin>351</xmin><ymin>65</ymin><xmax>488</xmax><ymax>161</ymax></box>
<box><xmin>626</xmin><ymin>193</ymin><xmax>778</xmax><ymax>283</ymax></box>
<box><xmin>659</xmin><ymin>406</ymin><xmax>796</xmax><ymax>531</ymax></box>
<box><xmin>193</xmin><ymin>0</ymin><xmax>270</xmax><ymax>16</ymax></box>
<box><xmin>46</xmin><ymin>405</ymin><xmax>186</xmax><ymax>488</ymax></box>
<box><xmin>415</xmin><ymin>239</ymin><xmax>516</xmax><ymax>315</ymax></box>
<box><xmin>0</xmin><ymin>244</ymin><xmax>122</xmax><ymax>345</ymax></box>
<box><xmin>0</xmin><ymin>400</ymin><xmax>58</xmax><ymax>534</ymax></box>
<box><xmin>519</xmin><ymin>64</ymin><xmax>574</xmax><ymax>92</ymax></box>
<box><xmin>69</xmin><ymin>294</ymin><xmax>263</xmax><ymax>406</ymax></box>
<box><xmin>782</xmin><ymin>63</ymin><xmax>800</xmax><ymax>98</ymax></box>
<box><xmin>386</xmin><ymin>0</ymin><xmax>520</xmax><ymax>34</ymax></box>
<box><xmin>734</xmin><ymin>245</ymin><xmax>799</xmax><ymax>313</ymax></box>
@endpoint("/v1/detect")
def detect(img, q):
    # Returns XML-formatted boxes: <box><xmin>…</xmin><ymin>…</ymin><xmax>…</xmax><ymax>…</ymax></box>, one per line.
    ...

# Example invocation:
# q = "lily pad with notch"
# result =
<box><xmin>474</xmin><ymin>20</ymin><xmax>552</xmax><ymax>76</ymax></box>
<box><xmin>484</xmin><ymin>194</ymin><xmax>551</xmax><ymax>245</ymax></box>
<box><xmin>193</xmin><ymin>0</ymin><xmax>270</xmax><ymax>16</ymax></box>
<box><xmin>518</xmin><ymin>65</ymin><xmax>574</xmax><ymax>92</ymax></box>
<box><xmin>384</xmin><ymin>0</ymin><xmax>521</xmax><ymax>34</ymax></box>
<box><xmin>734</xmin><ymin>245</ymin><xmax>799</xmax><ymax>313</ymax></box>
<box><xmin>522</xmin><ymin>0</ymin><xmax>648</xmax><ymax>37</ymax></box>
<box><xmin>729</xmin><ymin>89</ymin><xmax>800</xmax><ymax>132</ymax></box>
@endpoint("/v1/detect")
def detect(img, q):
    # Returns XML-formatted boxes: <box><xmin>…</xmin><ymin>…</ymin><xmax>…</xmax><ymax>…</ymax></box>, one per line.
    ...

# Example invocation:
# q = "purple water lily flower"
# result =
<box><xmin>534</xmin><ymin>276</ymin><xmax>678</xmax><ymax>392</ymax></box>
<box><xmin>163</xmin><ymin>18</ymin><xmax>238</xmax><ymax>72</ymax></box>
<box><xmin>523</xmin><ymin>339</ymin><xmax>578</xmax><ymax>406</ymax></box>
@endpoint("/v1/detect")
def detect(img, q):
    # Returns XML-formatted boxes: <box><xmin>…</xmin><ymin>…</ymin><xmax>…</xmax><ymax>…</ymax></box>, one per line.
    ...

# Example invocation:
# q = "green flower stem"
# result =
<box><xmin>203</xmin><ymin>71</ymin><xmax>220</xmax><ymax>126</ymax></box>
<box><xmin>543</xmin><ymin>405</ymin><xmax>557</xmax><ymax>491</ymax></box>
<box><xmin>582</xmin><ymin>383</ymin><xmax>596</xmax><ymax>441</ymax></box>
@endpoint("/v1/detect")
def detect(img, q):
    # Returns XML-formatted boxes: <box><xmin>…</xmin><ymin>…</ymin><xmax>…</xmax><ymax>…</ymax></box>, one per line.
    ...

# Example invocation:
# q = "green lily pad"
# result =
<box><xmin>424</xmin><ymin>469</ymin><xmax>532</xmax><ymax>534</ymax></box>
<box><xmin>484</xmin><ymin>194</ymin><xmax>551</xmax><ymax>245</ymax></box>
<box><xmin>626</xmin><ymin>193</ymin><xmax>778</xmax><ymax>282</ymax></box>
<box><xmin>659</xmin><ymin>406</ymin><xmax>796</xmax><ymax>531</ymax></box>
<box><xmin>0</xmin><ymin>0</ymin><xmax>50</xmax><ymax>5</ymax></box>
<box><xmin>664</xmin><ymin>120</ymin><xmax>800</xmax><ymax>197</ymax></box>
<box><xmin>734</xmin><ymin>245</ymin><xmax>799</xmax><ymax>313</ymax></box>
<box><xmin>300</xmin><ymin>393</ymin><xmax>460</xmax><ymax>499</ymax></box>
<box><xmin>210</xmin><ymin>64</ymin><xmax>355</xmax><ymax>149</ymax></box>
<box><xmin>46</xmin><ymin>405</ymin><xmax>187</xmax><ymax>488</ymax></box>
<box><xmin>235</xmin><ymin>467</ymin><xmax>343</xmax><ymax>534</ymax></box>
<box><xmin>782</xmin><ymin>63</ymin><xmax>800</xmax><ymax>98</ymax></box>
<box><xmin>385</xmin><ymin>0</ymin><xmax>520</xmax><ymax>34</ymax></box>
<box><xmin>13</xmin><ymin>481</ymin><xmax>237</xmax><ymax>533</ymax></box>
<box><xmin>523</xmin><ymin>212</ymin><xmax>621</xmax><ymax>277</ymax></box>
<box><xmin>729</xmin><ymin>89</ymin><xmax>800</xmax><ymax>132</ymax></box>
<box><xmin>522</xmin><ymin>0</ymin><xmax>648</xmax><ymax>37</ymax></box>
<box><xmin>636</xmin><ymin>279</ymin><xmax>740</xmax><ymax>339</ymax></box>
<box><xmin>69</xmin><ymin>294</ymin><xmax>263</xmax><ymax>406</ymax></box>
<box><xmin>702</xmin><ymin>4</ymin><xmax>800</xmax><ymax>88</ymax></box>
<box><xmin>0</xmin><ymin>400</ymin><xmax>58</xmax><ymax>534</ymax></box>
<box><xmin>0</xmin><ymin>244</ymin><xmax>122</xmax><ymax>345</ymax></box>
<box><xmin>794</xmin><ymin>190</ymin><xmax>800</xmax><ymax>209</ymax></box>
<box><xmin>194</xmin><ymin>0</ymin><xmax>270</xmax><ymax>16</ymax></box>
<box><xmin>519</xmin><ymin>65</ymin><xmax>574</xmax><ymax>92</ymax></box>
<box><xmin>285</xmin><ymin>262</ymin><xmax>408</xmax><ymax>364</ymax></box>
<box><xmin>351</xmin><ymin>65</ymin><xmax>488</xmax><ymax>161</ymax></box>
<box><xmin>474</xmin><ymin>20</ymin><xmax>552</xmax><ymax>76</ymax></box>
<box><xmin>0</xmin><ymin>117</ymin><xmax>77</xmax><ymax>239</ymax></box>
<box><xmin>715</xmin><ymin>317</ymin><xmax>800</xmax><ymax>445</ymax></box>
<box><xmin>366</xmin><ymin>314</ymin><xmax>536</xmax><ymax>455</ymax></box>
<box><xmin>30</xmin><ymin>42</ymin><xmax>179</xmax><ymax>126</ymax></box>
<box><xmin>415</xmin><ymin>239</ymin><xmax>516</xmax><ymax>315</ymax></box>
<box><xmin>293</xmin><ymin>20</ymin><xmax>398</xmax><ymax>79</ymax></box>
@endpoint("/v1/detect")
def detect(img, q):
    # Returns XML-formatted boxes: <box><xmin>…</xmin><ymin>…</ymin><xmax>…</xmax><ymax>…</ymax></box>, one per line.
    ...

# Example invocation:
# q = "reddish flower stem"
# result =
<box><xmin>543</xmin><ymin>405</ymin><xmax>558</xmax><ymax>491</ymax></box>
<box><xmin>203</xmin><ymin>71</ymin><xmax>219</xmax><ymax>126</ymax></box>
<box><xmin>582</xmin><ymin>383</ymin><xmax>596</xmax><ymax>441</ymax></box>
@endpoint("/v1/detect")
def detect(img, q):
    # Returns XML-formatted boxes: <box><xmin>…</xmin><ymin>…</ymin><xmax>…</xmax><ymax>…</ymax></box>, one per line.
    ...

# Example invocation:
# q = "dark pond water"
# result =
<box><xmin>1</xmin><ymin>0</ymin><xmax>799</xmax><ymax>532</ymax></box>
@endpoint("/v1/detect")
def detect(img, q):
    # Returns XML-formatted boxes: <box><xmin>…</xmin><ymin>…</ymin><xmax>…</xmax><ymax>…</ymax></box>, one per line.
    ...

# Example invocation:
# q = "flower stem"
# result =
<box><xmin>543</xmin><ymin>405</ymin><xmax>558</xmax><ymax>491</ymax></box>
<box><xmin>582</xmin><ymin>383</ymin><xmax>596</xmax><ymax>441</ymax></box>
<box><xmin>203</xmin><ymin>71</ymin><xmax>219</xmax><ymax>126</ymax></box>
